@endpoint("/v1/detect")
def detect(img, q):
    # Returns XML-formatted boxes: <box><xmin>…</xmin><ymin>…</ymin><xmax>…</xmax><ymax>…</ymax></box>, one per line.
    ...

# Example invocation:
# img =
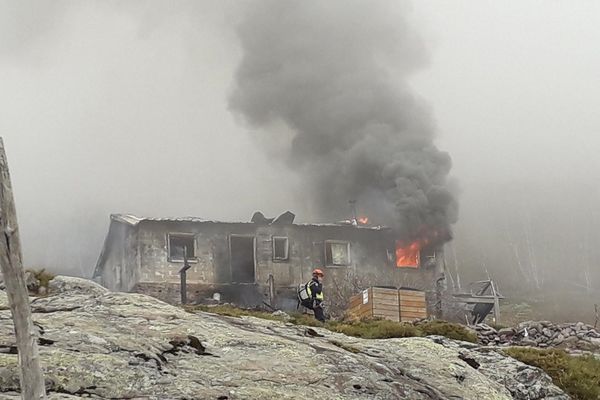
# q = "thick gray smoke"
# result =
<box><xmin>229</xmin><ymin>1</ymin><xmax>458</xmax><ymax>242</ymax></box>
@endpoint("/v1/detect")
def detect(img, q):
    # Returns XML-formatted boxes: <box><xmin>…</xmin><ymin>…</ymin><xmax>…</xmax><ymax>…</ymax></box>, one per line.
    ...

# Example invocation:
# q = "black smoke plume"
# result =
<box><xmin>229</xmin><ymin>0</ymin><xmax>458</xmax><ymax>243</ymax></box>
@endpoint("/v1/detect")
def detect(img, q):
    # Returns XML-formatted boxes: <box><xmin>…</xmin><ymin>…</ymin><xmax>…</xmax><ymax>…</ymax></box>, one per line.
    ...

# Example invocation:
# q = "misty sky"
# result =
<box><xmin>1</xmin><ymin>1</ymin><xmax>599</xmax><ymax>279</ymax></box>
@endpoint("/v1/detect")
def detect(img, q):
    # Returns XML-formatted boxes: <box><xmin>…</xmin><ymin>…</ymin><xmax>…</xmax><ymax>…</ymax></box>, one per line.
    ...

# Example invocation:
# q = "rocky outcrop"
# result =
<box><xmin>475</xmin><ymin>321</ymin><xmax>600</xmax><ymax>353</ymax></box>
<box><xmin>0</xmin><ymin>277</ymin><xmax>567</xmax><ymax>399</ymax></box>
<box><xmin>47</xmin><ymin>275</ymin><xmax>108</xmax><ymax>297</ymax></box>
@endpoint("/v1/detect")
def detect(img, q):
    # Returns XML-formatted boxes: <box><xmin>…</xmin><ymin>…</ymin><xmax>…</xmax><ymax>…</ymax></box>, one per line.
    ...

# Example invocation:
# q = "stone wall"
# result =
<box><xmin>98</xmin><ymin>219</ymin><xmax>444</xmax><ymax>311</ymax></box>
<box><xmin>133</xmin><ymin>281</ymin><xmax>275</xmax><ymax>308</ymax></box>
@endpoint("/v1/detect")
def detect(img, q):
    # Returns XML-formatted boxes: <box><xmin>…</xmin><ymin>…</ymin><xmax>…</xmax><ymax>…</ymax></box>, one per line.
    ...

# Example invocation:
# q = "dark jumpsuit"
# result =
<box><xmin>302</xmin><ymin>277</ymin><xmax>325</xmax><ymax>322</ymax></box>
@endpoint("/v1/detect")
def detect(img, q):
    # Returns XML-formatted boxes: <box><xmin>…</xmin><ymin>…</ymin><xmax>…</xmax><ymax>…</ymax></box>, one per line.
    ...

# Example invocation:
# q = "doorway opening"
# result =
<box><xmin>230</xmin><ymin>235</ymin><xmax>255</xmax><ymax>283</ymax></box>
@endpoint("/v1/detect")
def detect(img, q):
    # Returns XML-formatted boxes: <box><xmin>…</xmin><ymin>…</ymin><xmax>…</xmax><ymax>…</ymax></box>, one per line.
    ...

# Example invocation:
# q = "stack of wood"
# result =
<box><xmin>347</xmin><ymin>286</ymin><xmax>427</xmax><ymax>322</ymax></box>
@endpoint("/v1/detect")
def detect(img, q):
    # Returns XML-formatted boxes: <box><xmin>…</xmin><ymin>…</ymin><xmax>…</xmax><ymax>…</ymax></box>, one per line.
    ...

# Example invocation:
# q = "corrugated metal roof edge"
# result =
<box><xmin>110</xmin><ymin>214</ymin><xmax>389</xmax><ymax>230</ymax></box>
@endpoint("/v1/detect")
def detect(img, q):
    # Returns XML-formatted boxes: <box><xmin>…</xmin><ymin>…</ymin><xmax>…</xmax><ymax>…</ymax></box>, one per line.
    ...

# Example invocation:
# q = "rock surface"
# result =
<box><xmin>0</xmin><ymin>278</ymin><xmax>567</xmax><ymax>399</ymax></box>
<box><xmin>475</xmin><ymin>321</ymin><xmax>600</xmax><ymax>353</ymax></box>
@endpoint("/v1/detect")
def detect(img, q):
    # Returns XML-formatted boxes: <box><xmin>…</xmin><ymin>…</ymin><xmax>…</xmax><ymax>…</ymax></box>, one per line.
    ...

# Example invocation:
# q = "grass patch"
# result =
<box><xmin>418</xmin><ymin>320</ymin><xmax>478</xmax><ymax>343</ymax></box>
<box><xmin>184</xmin><ymin>304</ymin><xmax>477</xmax><ymax>342</ymax></box>
<box><xmin>505</xmin><ymin>347</ymin><xmax>600</xmax><ymax>400</ymax></box>
<box><xmin>288</xmin><ymin>313</ymin><xmax>327</xmax><ymax>327</ymax></box>
<box><xmin>329</xmin><ymin>319</ymin><xmax>421</xmax><ymax>339</ymax></box>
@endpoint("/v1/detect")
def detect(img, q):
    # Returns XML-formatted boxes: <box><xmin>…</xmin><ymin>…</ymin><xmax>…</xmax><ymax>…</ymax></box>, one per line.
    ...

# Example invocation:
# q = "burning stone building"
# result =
<box><xmin>93</xmin><ymin>212</ymin><xmax>445</xmax><ymax>311</ymax></box>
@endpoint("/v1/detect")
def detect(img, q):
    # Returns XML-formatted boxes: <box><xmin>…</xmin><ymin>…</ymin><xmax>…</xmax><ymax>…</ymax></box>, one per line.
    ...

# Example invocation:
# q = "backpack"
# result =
<box><xmin>297</xmin><ymin>282</ymin><xmax>311</xmax><ymax>302</ymax></box>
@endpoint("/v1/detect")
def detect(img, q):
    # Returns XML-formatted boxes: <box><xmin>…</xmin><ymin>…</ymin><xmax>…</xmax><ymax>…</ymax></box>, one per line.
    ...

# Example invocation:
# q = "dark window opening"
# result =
<box><xmin>230</xmin><ymin>235</ymin><xmax>255</xmax><ymax>283</ymax></box>
<box><xmin>325</xmin><ymin>241</ymin><xmax>350</xmax><ymax>266</ymax></box>
<box><xmin>272</xmin><ymin>237</ymin><xmax>289</xmax><ymax>261</ymax></box>
<box><xmin>168</xmin><ymin>234</ymin><xmax>196</xmax><ymax>261</ymax></box>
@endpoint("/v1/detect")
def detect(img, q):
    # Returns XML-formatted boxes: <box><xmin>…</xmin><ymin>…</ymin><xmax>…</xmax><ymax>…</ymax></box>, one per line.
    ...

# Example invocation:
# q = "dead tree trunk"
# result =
<box><xmin>0</xmin><ymin>138</ymin><xmax>47</xmax><ymax>399</ymax></box>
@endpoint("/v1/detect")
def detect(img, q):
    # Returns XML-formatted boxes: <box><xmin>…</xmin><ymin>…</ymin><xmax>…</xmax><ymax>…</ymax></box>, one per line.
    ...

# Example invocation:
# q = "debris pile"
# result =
<box><xmin>475</xmin><ymin>321</ymin><xmax>600</xmax><ymax>352</ymax></box>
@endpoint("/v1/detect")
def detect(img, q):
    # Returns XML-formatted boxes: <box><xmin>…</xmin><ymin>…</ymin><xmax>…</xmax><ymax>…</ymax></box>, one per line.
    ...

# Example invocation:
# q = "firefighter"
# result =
<box><xmin>298</xmin><ymin>269</ymin><xmax>325</xmax><ymax>322</ymax></box>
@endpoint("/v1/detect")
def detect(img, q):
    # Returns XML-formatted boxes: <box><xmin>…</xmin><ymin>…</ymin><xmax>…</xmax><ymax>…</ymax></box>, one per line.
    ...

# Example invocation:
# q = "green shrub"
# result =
<box><xmin>505</xmin><ymin>347</ymin><xmax>600</xmax><ymax>400</ymax></box>
<box><xmin>24</xmin><ymin>268</ymin><xmax>55</xmax><ymax>294</ymax></box>
<box><xmin>34</xmin><ymin>269</ymin><xmax>55</xmax><ymax>289</ymax></box>
<box><xmin>418</xmin><ymin>320</ymin><xmax>478</xmax><ymax>343</ymax></box>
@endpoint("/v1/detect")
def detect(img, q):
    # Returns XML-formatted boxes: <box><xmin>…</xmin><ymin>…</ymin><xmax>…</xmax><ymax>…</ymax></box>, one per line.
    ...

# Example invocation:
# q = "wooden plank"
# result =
<box><xmin>372</xmin><ymin>296</ymin><xmax>397</xmax><ymax>302</ymax></box>
<box><xmin>400</xmin><ymin>306</ymin><xmax>427</xmax><ymax>313</ymax></box>
<box><xmin>348</xmin><ymin>299</ymin><xmax>362</xmax><ymax>307</ymax></box>
<box><xmin>373</xmin><ymin>301</ymin><xmax>399</xmax><ymax>306</ymax></box>
<box><xmin>373</xmin><ymin>298</ymin><xmax>399</xmax><ymax>304</ymax></box>
<box><xmin>349</xmin><ymin>298</ymin><xmax>363</xmax><ymax>308</ymax></box>
<box><xmin>399</xmin><ymin>292</ymin><xmax>425</xmax><ymax>298</ymax></box>
<box><xmin>374</xmin><ymin>308</ymin><xmax>399</xmax><ymax>315</ymax></box>
<box><xmin>400</xmin><ymin>313</ymin><xmax>427</xmax><ymax>318</ymax></box>
<box><xmin>373</xmin><ymin>292</ymin><xmax>398</xmax><ymax>298</ymax></box>
<box><xmin>373</xmin><ymin>290</ymin><xmax>399</xmax><ymax>296</ymax></box>
<box><xmin>374</xmin><ymin>306</ymin><xmax>401</xmax><ymax>313</ymax></box>
<box><xmin>399</xmin><ymin>294</ymin><xmax>426</xmax><ymax>301</ymax></box>
<box><xmin>398</xmin><ymin>293</ymin><xmax>426</xmax><ymax>300</ymax></box>
<box><xmin>372</xmin><ymin>287</ymin><xmax>398</xmax><ymax>294</ymax></box>
<box><xmin>349</xmin><ymin>293</ymin><xmax>362</xmax><ymax>303</ymax></box>
<box><xmin>400</xmin><ymin>312</ymin><xmax>427</xmax><ymax>319</ymax></box>
<box><xmin>374</xmin><ymin>302</ymin><xmax>400</xmax><ymax>309</ymax></box>
<box><xmin>0</xmin><ymin>138</ymin><xmax>47</xmax><ymax>400</ymax></box>
<box><xmin>349</xmin><ymin>293</ymin><xmax>363</xmax><ymax>302</ymax></box>
<box><xmin>400</xmin><ymin>305</ymin><xmax>426</xmax><ymax>310</ymax></box>
<box><xmin>400</xmin><ymin>312</ymin><xmax>427</xmax><ymax>317</ymax></box>
<box><xmin>399</xmin><ymin>301</ymin><xmax>426</xmax><ymax>308</ymax></box>
<box><xmin>399</xmin><ymin>291</ymin><xmax>425</xmax><ymax>297</ymax></box>
<box><xmin>373</xmin><ymin>296</ymin><xmax>398</xmax><ymax>304</ymax></box>
<box><xmin>399</xmin><ymin>304</ymin><xmax>425</xmax><ymax>309</ymax></box>
<box><xmin>372</xmin><ymin>294</ymin><xmax>399</xmax><ymax>300</ymax></box>
<box><xmin>373</xmin><ymin>313</ymin><xmax>400</xmax><ymax>320</ymax></box>
<box><xmin>373</xmin><ymin>296</ymin><xmax>398</xmax><ymax>303</ymax></box>
<box><xmin>399</xmin><ymin>290</ymin><xmax>425</xmax><ymax>294</ymax></box>
<box><xmin>400</xmin><ymin>308</ymin><xmax>427</xmax><ymax>314</ymax></box>
<box><xmin>374</xmin><ymin>311</ymin><xmax>400</xmax><ymax>318</ymax></box>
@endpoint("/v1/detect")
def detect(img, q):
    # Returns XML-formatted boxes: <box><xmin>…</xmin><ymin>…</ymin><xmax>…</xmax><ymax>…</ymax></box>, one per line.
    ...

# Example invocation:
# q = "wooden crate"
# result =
<box><xmin>347</xmin><ymin>287</ymin><xmax>400</xmax><ymax>322</ymax></box>
<box><xmin>347</xmin><ymin>287</ymin><xmax>427</xmax><ymax>323</ymax></box>
<box><xmin>398</xmin><ymin>289</ymin><xmax>427</xmax><ymax>322</ymax></box>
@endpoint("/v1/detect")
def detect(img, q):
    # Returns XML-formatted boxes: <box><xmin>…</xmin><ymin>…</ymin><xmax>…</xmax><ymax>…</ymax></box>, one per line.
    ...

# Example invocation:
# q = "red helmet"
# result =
<box><xmin>312</xmin><ymin>268</ymin><xmax>324</xmax><ymax>277</ymax></box>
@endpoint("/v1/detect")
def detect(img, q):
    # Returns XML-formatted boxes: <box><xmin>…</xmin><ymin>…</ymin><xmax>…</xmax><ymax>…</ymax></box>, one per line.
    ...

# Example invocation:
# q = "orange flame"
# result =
<box><xmin>396</xmin><ymin>240</ymin><xmax>421</xmax><ymax>268</ymax></box>
<box><xmin>357</xmin><ymin>216</ymin><xmax>369</xmax><ymax>225</ymax></box>
<box><xmin>395</xmin><ymin>228</ymin><xmax>448</xmax><ymax>268</ymax></box>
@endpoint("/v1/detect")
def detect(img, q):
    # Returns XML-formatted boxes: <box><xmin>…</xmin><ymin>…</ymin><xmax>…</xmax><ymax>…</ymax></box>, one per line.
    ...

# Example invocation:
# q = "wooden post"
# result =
<box><xmin>179</xmin><ymin>246</ymin><xmax>191</xmax><ymax>304</ymax></box>
<box><xmin>490</xmin><ymin>280</ymin><xmax>501</xmax><ymax>325</ymax></box>
<box><xmin>267</xmin><ymin>274</ymin><xmax>275</xmax><ymax>306</ymax></box>
<box><xmin>0</xmin><ymin>138</ymin><xmax>47</xmax><ymax>399</ymax></box>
